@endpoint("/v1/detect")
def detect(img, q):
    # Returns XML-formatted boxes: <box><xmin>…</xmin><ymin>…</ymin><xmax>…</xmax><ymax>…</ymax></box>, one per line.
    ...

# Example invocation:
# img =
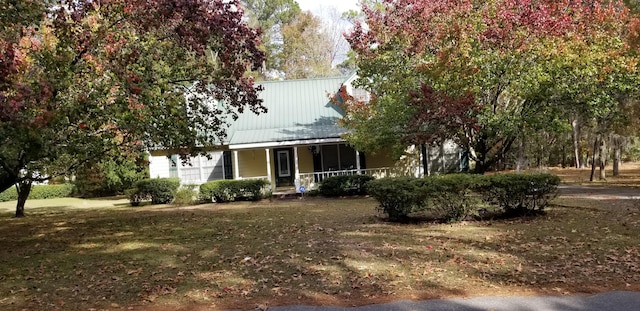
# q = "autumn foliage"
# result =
<box><xmin>343</xmin><ymin>0</ymin><xmax>640</xmax><ymax>172</ymax></box>
<box><xmin>0</xmin><ymin>0</ymin><xmax>266</xmax><ymax>216</ymax></box>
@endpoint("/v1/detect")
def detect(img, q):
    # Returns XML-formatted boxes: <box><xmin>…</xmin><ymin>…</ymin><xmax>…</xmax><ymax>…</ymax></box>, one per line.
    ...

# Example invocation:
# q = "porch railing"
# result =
<box><xmin>298</xmin><ymin>168</ymin><xmax>393</xmax><ymax>190</ymax></box>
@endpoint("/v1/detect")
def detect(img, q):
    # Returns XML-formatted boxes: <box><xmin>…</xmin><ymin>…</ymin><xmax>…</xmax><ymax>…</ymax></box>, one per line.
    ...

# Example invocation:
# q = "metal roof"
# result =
<box><xmin>227</xmin><ymin>76</ymin><xmax>349</xmax><ymax>146</ymax></box>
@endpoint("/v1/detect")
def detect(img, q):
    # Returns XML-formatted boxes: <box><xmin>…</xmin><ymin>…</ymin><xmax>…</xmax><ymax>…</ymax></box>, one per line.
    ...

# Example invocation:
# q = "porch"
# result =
<box><xmin>230</xmin><ymin>142</ymin><xmax>398</xmax><ymax>193</ymax></box>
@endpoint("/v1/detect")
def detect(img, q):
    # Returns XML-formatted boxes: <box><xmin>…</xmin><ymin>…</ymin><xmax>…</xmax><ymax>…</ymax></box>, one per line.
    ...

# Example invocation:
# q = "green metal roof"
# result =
<box><xmin>227</xmin><ymin>76</ymin><xmax>349</xmax><ymax>146</ymax></box>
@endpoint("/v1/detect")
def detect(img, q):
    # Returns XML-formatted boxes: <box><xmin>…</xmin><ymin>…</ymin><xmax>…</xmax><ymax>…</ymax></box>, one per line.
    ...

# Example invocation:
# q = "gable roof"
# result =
<box><xmin>227</xmin><ymin>75</ymin><xmax>350</xmax><ymax>149</ymax></box>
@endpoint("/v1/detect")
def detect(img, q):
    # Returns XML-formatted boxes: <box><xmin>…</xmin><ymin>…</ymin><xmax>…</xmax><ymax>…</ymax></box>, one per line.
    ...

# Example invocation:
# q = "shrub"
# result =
<box><xmin>173</xmin><ymin>186</ymin><xmax>197</xmax><ymax>206</ymax></box>
<box><xmin>478</xmin><ymin>173</ymin><xmax>560</xmax><ymax>216</ymax></box>
<box><xmin>318</xmin><ymin>174</ymin><xmax>375</xmax><ymax>197</ymax></box>
<box><xmin>128</xmin><ymin>178</ymin><xmax>180</xmax><ymax>205</ymax></box>
<box><xmin>366</xmin><ymin>177</ymin><xmax>426</xmax><ymax>221</ymax></box>
<box><xmin>0</xmin><ymin>184</ymin><xmax>75</xmax><ymax>202</ymax></box>
<box><xmin>418</xmin><ymin>174</ymin><xmax>485</xmax><ymax>222</ymax></box>
<box><xmin>199</xmin><ymin>179</ymin><xmax>269</xmax><ymax>203</ymax></box>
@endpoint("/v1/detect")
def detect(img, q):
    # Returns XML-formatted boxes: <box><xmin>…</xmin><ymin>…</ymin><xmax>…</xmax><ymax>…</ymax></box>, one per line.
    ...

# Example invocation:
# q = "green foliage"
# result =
<box><xmin>199</xmin><ymin>179</ymin><xmax>269</xmax><ymax>203</ymax></box>
<box><xmin>0</xmin><ymin>184</ymin><xmax>75</xmax><ymax>202</ymax></box>
<box><xmin>418</xmin><ymin>174</ymin><xmax>486</xmax><ymax>222</ymax></box>
<box><xmin>477</xmin><ymin>173</ymin><xmax>560</xmax><ymax>216</ymax></box>
<box><xmin>128</xmin><ymin>178</ymin><xmax>180</xmax><ymax>205</ymax></box>
<box><xmin>366</xmin><ymin>177</ymin><xmax>426</xmax><ymax>221</ymax></box>
<box><xmin>367</xmin><ymin>173</ymin><xmax>559</xmax><ymax>221</ymax></box>
<box><xmin>173</xmin><ymin>186</ymin><xmax>197</xmax><ymax>206</ymax></box>
<box><xmin>318</xmin><ymin>175</ymin><xmax>375</xmax><ymax>197</ymax></box>
<box><xmin>75</xmin><ymin>153</ymin><xmax>149</xmax><ymax>197</ymax></box>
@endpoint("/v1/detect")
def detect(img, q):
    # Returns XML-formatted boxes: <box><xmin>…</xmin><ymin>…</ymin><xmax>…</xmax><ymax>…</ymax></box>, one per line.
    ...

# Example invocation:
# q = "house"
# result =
<box><xmin>148</xmin><ymin>74</ymin><xmax>462</xmax><ymax>192</ymax></box>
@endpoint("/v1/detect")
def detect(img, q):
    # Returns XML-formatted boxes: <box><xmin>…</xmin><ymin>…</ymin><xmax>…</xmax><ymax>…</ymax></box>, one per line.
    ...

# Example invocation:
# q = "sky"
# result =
<box><xmin>296</xmin><ymin>0</ymin><xmax>361</xmax><ymax>14</ymax></box>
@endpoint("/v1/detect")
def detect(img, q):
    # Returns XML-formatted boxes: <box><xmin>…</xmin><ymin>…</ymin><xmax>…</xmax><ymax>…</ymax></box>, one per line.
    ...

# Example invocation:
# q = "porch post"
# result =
<box><xmin>355</xmin><ymin>150</ymin><xmax>361</xmax><ymax>174</ymax></box>
<box><xmin>265</xmin><ymin>148</ymin><xmax>273</xmax><ymax>189</ymax></box>
<box><xmin>233</xmin><ymin>150</ymin><xmax>240</xmax><ymax>179</ymax></box>
<box><xmin>293</xmin><ymin>146</ymin><xmax>300</xmax><ymax>188</ymax></box>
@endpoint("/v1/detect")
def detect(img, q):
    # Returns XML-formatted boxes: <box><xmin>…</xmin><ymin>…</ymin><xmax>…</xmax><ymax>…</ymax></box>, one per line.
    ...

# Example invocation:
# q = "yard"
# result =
<box><xmin>0</xmin><ymin>189</ymin><xmax>639</xmax><ymax>310</ymax></box>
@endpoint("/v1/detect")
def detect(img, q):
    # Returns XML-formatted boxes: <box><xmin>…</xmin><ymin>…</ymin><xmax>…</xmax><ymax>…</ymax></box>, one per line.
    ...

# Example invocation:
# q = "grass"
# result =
<box><xmin>0</xmin><ymin>194</ymin><xmax>639</xmax><ymax>310</ymax></box>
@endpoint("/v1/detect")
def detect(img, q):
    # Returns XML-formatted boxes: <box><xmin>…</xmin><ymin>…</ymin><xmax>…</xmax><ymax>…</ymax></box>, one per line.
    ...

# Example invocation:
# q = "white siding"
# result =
<box><xmin>179</xmin><ymin>152</ymin><xmax>225</xmax><ymax>185</ymax></box>
<box><xmin>149</xmin><ymin>154</ymin><xmax>171</xmax><ymax>179</ymax></box>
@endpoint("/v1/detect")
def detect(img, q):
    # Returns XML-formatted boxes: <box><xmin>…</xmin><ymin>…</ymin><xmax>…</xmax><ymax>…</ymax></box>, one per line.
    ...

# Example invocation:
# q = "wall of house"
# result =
<box><xmin>237</xmin><ymin>149</ymin><xmax>270</xmax><ymax>179</ymax></box>
<box><xmin>148</xmin><ymin>150</ymin><xmax>227</xmax><ymax>184</ymax></box>
<box><xmin>365</xmin><ymin>149</ymin><xmax>396</xmax><ymax>169</ymax></box>
<box><xmin>297</xmin><ymin>147</ymin><xmax>314</xmax><ymax>174</ymax></box>
<box><xmin>148</xmin><ymin>150</ymin><xmax>171</xmax><ymax>179</ymax></box>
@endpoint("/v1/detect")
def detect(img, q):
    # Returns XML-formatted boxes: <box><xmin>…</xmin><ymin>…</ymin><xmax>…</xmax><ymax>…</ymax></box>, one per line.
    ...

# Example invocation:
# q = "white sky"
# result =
<box><xmin>296</xmin><ymin>0</ymin><xmax>361</xmax><ymax>14</ymax></box>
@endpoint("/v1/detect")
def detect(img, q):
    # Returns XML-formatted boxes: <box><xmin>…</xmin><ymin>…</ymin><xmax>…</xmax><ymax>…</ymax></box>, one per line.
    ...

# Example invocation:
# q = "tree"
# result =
<box><xmin>343</xmin><ymin>0</ymin><xmax>640</xmax><ymax>173</ymax></box>
<box><xmin>281</xmin><ymin>11</ymin><xmax>337</xmax><ymax>79</ymax></box>
<box><xmin>0</xmin><ymin>0</ymin><xmax>266</xmax><ymax>217</ymax></box>
<box><xmin>242</xmin><ymin>0</ymin><xmax>301</xmax><ymax>77</ymax></box>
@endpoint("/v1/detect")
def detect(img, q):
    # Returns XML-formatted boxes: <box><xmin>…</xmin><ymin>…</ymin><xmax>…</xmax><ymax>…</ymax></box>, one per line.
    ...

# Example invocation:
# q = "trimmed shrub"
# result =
<box><xmin>199</xmin><ymin>179</ymin><xmax>269</xmax><ymax>203</ymax></box>
<box><xmin>366</xmin><ymin>177</ymin><xmax>426</xmax><ymax>221</ymax></box>
<box><xmin>319</xmin><ymin>174</ymin><xmax>375</xmax><ymax>197</ymax></box>
<box><xmin>0</xmin><ymin>184</ymin><xmax>75</xmax><ymax>202</ymax></box>
<box><xmin>128</xmin><ymin>178</ymin><xmax>180</xmax><ymax>205</ymax></box>
<box><xmin>478</xmin><ymin>173</ymin><xmax>560</xmax><ymax>216</ymax></box>
<box><xmin>419</xmin><ymin>174</ymin><xmax>486</xmax><ymax>222</ymax></box>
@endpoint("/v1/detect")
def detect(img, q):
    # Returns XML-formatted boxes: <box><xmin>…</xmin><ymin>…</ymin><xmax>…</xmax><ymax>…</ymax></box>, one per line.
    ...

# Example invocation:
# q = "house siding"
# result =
<box><xmin>237</xmin><ymin>149</ymin><xmax>270</xmax><ymax>179</ymax></box>
<box><xmin>297</xmin><ymin>147</ymin><xmax>315</xmax><ymax>174</ymax></box>
<box><xmin>149</xmin><ymin>151</ymin><xmax>171</xmax><ymax>179</ymax></box>
<box><xmin>365</xmin><ymin>149</ymin><xmax>396</xmax><ymax>169</ymax></box>
<box><xmin>149</xmin><ymin>150</ymin><xmax>227</xmax><ymax>184</ymax></box>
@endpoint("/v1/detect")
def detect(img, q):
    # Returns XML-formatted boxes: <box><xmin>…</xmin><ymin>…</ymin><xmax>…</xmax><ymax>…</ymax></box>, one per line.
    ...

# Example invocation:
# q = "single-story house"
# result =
<box><xmin>148</xmin><ymin>73</ymin><xmax>462</xmax><ymax>192</ymax></box>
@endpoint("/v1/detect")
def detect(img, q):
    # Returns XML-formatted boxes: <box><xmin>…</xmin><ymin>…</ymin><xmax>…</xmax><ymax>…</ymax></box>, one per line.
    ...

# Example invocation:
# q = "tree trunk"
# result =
<box><xmin>516</xmin><ymin>135</ymin><xmax>526</xmax><ymax>173</ymax></box>
<box><xmin>613</xmin><ymin>136</ymin><xmax>622</xmax><ymax>177</ymax></box>
<box><xmin>421</xmin><ymin>144</ymin><xmax>429</xmax><ymax>176</ymax></box>
<box><xmin>572</xmin><ymin>117</ymin><xmax>582</xmax><ymax>168</ymax></box>
<box><xmin>15</xmin><ymin>181</ymin><xmax>32</xmax><ymax>218</ymax></box>
<box><xmin>598</xmin><ymin>136</ymin><xmax>607</xmax><ymax>180</ymax></box>
<box><xmin>589</xmin><ymin>135</ymin><xmax>598</xmax><ymax>182</ymax></box>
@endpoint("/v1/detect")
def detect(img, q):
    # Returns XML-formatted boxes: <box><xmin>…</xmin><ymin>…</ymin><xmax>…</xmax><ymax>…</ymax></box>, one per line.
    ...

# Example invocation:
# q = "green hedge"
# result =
<box><xmin>477</xmin><ymin>173</ymin><xmax>560</xmax><ymax>216</ymax></box>
<box><xmin>199</xmin><ymin>179</ymin><xmax>269</xmax><ymax>203</ymax></box>
<box><xmin>366</xmin><ymin>177</ymin><xmax>426</xmax><ymax>221</ymax></box>
<box><xmin>127</xmin><ymin>178</ymin><xmax>180</xmax><ymax>205</ymax></box>
<box><xmin>319</xmin><ymin>175</ymin><xmax>375</xmax><ymax>197</ymax></box>
<box><xmin>0</xmin><ymin>184</ymin><xmax>75</xmax><ymax>202</ymax></box>
<box><xmin>418</xmin><ymin>174</ymin><xmax>487</xmax><ymax>222</ymax></box>
<box><xmin>366</xmin><ymin>173</ymin><xmax>559</xmax><ymax>221</ymax></box>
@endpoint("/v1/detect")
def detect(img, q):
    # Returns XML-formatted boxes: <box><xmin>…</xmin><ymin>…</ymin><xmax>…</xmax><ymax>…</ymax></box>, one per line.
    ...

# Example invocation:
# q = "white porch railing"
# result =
<box><xmin>298</xmin><ymin>167</ymin><xmax>393</xmax><ymax>190</ymax></box>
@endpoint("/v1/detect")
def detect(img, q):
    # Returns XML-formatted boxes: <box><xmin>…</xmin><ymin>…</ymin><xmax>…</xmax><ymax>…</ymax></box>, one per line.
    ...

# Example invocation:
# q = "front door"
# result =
<box><xmin>274</xmin><ymin>148</ymin><xmax>294</xmax><ymax>187</ymax></box>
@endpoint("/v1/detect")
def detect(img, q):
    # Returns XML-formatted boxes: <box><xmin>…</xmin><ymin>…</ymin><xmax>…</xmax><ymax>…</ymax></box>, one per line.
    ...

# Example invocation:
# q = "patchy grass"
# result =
<box><xmin>0</xmin><ymin>196</ymin><xmax>639</xmax><ymax>311</ymax></box>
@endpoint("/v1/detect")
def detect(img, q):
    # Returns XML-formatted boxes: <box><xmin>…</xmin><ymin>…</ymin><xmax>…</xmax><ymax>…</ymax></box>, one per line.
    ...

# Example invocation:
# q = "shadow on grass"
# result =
<box><xmin>0</xmin><ymin>199</ymin><xmax>638</xmax><ymax>310</ymax></box>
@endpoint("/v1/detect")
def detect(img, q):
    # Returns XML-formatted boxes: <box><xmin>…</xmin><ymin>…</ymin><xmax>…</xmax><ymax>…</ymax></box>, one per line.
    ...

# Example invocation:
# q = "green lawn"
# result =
<box><xmin>0</xmin><ymin>197</ymin><xmax>638</xmax><ymax>310</ymax></box>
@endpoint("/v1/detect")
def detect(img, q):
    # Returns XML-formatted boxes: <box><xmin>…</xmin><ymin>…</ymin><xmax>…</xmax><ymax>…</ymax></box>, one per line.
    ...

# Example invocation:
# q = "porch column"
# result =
<box><xmin>265</xmin><ymin>148</ymin><xmax>273</xmax><ymax>189</ymax></box>
<box><xmin>233</xmin><ymin>150</ymin><xmax>240</xmax><ymax>179</ymax></box>
<box><xmin>293</xmin><ymin>146</ymin><xmax>300</xmax><ymax>188</ymax></box>
<box><xmin>355</xmin><ymin>150</ymin><xmax>361</xmax><ymax>174</ymax></box>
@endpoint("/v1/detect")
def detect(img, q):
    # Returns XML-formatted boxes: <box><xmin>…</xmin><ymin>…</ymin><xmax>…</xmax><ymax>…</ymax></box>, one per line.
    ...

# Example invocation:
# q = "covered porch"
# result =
<box><xmin>229</xmin><ymin>139</ymin><xmax>396</xmax><ymax>193</ymax></box>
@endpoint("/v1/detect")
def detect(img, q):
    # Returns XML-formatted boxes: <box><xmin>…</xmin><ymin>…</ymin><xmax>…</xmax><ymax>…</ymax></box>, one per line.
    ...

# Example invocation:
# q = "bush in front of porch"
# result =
<box><xmin>318</xmin><ymin>175</ymin><xmax>375</xmax><ymax>197</ymax></box>
<box><xmin>199</xmin><ymin>179</ymin><xmax>269</xmax><ymax>203</ymax></box>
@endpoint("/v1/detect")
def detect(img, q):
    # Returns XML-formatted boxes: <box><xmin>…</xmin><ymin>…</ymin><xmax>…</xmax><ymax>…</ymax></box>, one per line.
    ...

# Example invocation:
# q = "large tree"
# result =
<box><xmin>342</xmin><ymin>0</ymin><xmax>639</xmax><ymax>173</ymax></box>
<box><xmin>0</xmin><ymin>0</ymin><xmax>266</xmax><ymax>216</ymax></box>
<box><xmin>242</xmin><ymin>0</ymin><xmax>301</xmax><ymax>77</ymax></box>
<box><xmin>281</xmin><ymin>11</ymin><xmax>337</xmax><ymax>79</ymax></box>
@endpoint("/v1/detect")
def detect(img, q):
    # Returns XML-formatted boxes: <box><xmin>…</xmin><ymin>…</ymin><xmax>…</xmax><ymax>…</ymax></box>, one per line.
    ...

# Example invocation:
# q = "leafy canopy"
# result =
<box><xmin>0</xmin><ymin>0</ymin><xmax>266</xmax><ymax>194</ymax></box>
<box><xmin>342</xmin><ymin>0</ymin><xmax>640</xmax><ymax>172</ymax></box>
